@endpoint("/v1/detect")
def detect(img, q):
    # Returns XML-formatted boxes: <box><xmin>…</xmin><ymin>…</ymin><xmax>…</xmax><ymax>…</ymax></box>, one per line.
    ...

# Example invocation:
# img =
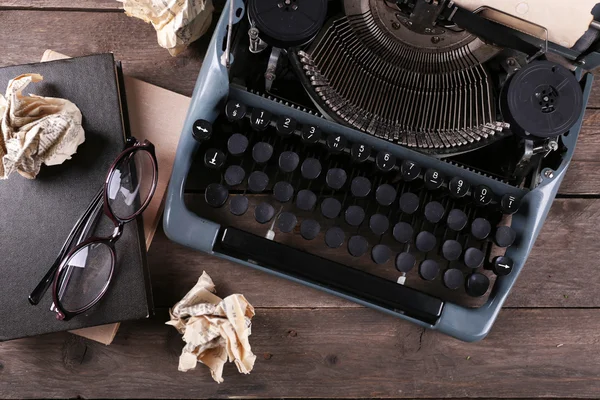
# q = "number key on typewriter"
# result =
<box><xmin>376</xmin><ymin>151</ymin><xmax>396</xmax><ymax>172</ymax></box>
<box><xmin>449</xmin><ymin>176</ymin><xmax>470</xmax><ymax>199</ymax></box>
<box><xmin>501</xmin><ymin>194</ymin><xmax>521</xmax><ymax>215</ymax></box>
<box><xmin>225</xmin><ymin>100</ymin><xmax>246</xmax><ymax>122</ymax></box>
<box><xmin>204</xmin><ymin>148</ymin><xmax>225</xmax><ymax>170</ymax></box>
<box><xmin>326</xmin><ymin>134</ymin><xmax>347</xmax><ymax>153</ymax></box>
<box><xmin>301</xmin><ymin>125</ymin><xmax>321</xmax><ymax>144</ymax></box>
<box><xmin>192</xmin><ymin>119</ymin><xmax>212</xmax><ymax>142</ymax></box>
<box><xmin>474</xmin><ymin>185</ymin><xmax>493</xmax><ymax>206</ymax></box>
<box><xmin>276</xmin><ymin>115</ymin><xmax>297</xmax><ymax>136</ymax></box>
<box><xmin>401</xmin><ymin>160</ymin><xmax>421</xmax><ymax>182</ymax></box>
<box><xmin>250</xmin><ymin>108</ymin><xmax>271</xmax><ymax>131</ymax></box>
<box><xmin>424</xmin><ymin>169</ymin><xmax>444</xmax><ymax>190</ymax></box>
<box><xmin>351</xmin><ymin>143</ymin><xmax>371</xmax><ymax>163</ymax></box>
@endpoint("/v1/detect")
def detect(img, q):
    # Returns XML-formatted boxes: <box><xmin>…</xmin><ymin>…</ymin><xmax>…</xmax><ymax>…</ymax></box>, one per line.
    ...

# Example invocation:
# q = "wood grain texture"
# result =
<box><xmin>0</xmin><ymin>0</ymin><xmax>119</xmax><ymax>10</ymax></box>
<box><xmin>1</xmin><ymin>308</ymin><xmax>599</xmax><ymax>399</ymax></box>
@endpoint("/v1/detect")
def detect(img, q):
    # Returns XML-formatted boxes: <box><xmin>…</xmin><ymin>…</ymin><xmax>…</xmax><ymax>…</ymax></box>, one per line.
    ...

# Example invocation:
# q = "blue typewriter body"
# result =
<box><xmin>164</xmin><ymin>0</ymin><xmax>594</xmax><ymax>341</ymax></box>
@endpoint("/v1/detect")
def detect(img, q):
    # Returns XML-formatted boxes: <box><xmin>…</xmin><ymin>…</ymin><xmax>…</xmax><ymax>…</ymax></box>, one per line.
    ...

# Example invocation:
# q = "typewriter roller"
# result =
<box><xmin>164</xmin><ymin>0</ymin><xmax>599</xmax><ymax>341</ymax></box>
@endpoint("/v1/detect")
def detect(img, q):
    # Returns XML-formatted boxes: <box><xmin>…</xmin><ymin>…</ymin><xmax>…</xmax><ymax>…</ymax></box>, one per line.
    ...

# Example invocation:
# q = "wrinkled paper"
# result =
<box><xmin>120</xmin><ymin>0</ymin><xmax>215</xmax><ymax>56</ymax></box>
<box><xmin>0</xmin><ymin>73</ymin><xmax>85</xmax><ymax>180</ymax></box>
<box><xmin>166</xmin><ymin>272</ymin><xmax>256</xmax><ymax>383</ymax></box>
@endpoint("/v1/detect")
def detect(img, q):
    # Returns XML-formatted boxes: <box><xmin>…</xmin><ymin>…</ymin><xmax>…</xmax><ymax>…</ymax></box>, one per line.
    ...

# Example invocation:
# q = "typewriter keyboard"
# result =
<box><xmin>186</xmin><ymin>99</ymin><xmax>521</xmax><ymax>306</ymax></box>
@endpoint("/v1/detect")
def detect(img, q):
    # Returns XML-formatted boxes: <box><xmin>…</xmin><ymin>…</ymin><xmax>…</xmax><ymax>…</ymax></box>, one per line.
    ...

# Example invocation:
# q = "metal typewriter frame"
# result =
<box><xmin>164</xmin><ymin>0</ymin><xmax>594</xmax><ymax>342</ymax></box>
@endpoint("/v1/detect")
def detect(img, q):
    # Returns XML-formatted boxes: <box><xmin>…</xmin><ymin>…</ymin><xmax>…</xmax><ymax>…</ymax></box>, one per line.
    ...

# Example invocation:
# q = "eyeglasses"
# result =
<box><xmin>29</xmin><ymin>137</ymin><xmax>158</xmax><ymax>321</ymax></box>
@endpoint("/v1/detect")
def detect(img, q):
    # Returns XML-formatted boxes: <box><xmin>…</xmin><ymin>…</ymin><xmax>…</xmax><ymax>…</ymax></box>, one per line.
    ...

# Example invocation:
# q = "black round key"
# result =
<box><xmin>442</xmin><ymin>240</ymin><xmax>462</xmax><ymax>261</ymax></box>
<box><xmin>273</xmin><ymin>181</ymin><xmax>294</xmax><ymax>202</ymax></box>
<box><xmin>369</xmin><ymin>214</ymin><xmax>389</xmax><ymax>235</ymax></box>
<box><xmin>371</xmin><ymin>244</ymin><xmax>392</xmax><ymax>265</ymax></box>
<box><xmin>492</xmin><ymin>256</ymin><xmax>514</xmax><ymax>276</ymax></box>
<box><xmin>351</xmin><ymin>143</ymin><xmax>371</xmax><ymax>163</ymax></box>
<box><xmin>252</xmin><ymin>142</ymin><xmax>274</xmax><ymax>164</ymax></box>
<box><xmin>466</xmin><ymin>273</ymin><xmax>490</xmax><ymax>297</ymax></box>
<box><xmin>229</xmin><ymin>196</ymin><xmax>249</xmax><ymax>216</ymax></box>
<box><xmin>401</xmin><ymin>160</ymin><xmax>421</xmax><ymax>181</ymax></box>
<box><xmin>326</xmin><ymin>134</ymin><xmax>347</xmax><ymax>153</ymax></box>
<box><xmin>449</xmin><ymin>177</ymin><xmax>470</xmax><ymax>198</ymax></box>
<box><xmin>393</xmin><ymin>222</ymin><xmax>413</xmax><ymax>244</ymax></box>
<box><xmin>376</xmin><ymin>151</ymin><xmax>396</xmax><ymax>172</ymax></box>
<box><xmin>464</xmin><ymin>247</ymin><xmax>485</xmax><ymax>269</ymax></box>
<box><xmin>224</xmin><ymin>165</ymin><xmax>246</xmax><ymax>186</ymax></box>
<box><xmin>204</xmin><ymin>148</ymin><xmax>225</xmax><ymax>169</ymax></box>
<box><xmin>192</xmin><ymin>119</ymin><xmax>212</xmax><ymax>141</ymax></box>
<box><xmin>321</xmin><ymin>198</ymin><xmax>342</xmax><ymax>219</ymax></box>
<box><xmin>348</xmin><ymin>235</ymin><xmax>369</xmax><ymax>257</ymax></box>
<box><xmin>345</xmin><ymin>205</ymin><xmax>365</xmax><ymax>227</ymax></box>
<box><xmin>443</xmin><ymin>268</ymin><xmax>463</xmax><ymax>290</ymax></box>
<box><xmin>250</xmin><ymin>108</ymin><xmax>271</xmax><ymax>130</ymax></box>
<box><xmin>495</xmin><ymin>226</ymin><xmax>517</xmax><ymax>247</ymax></box>
<box><xmin>501</xmin><ymin>194</ymin><xmax>521</xmax><ymax>215</ymax></box>
<box><xmin>416</xmin><ymin>231</ymin><xmax>437</xmax><ymax>253</ymax></box>
<box><xmin>399</xmin><ymin>192</ymin><xmax>419</xmax><ymax>214</ymax></box>
<box><xmin>276</xmin><ymin>115</ymin><xmax>297</xmax><ymax>136</ymax></box>
<box><xmin>424</xmin><ymin>201</ymin><xmax>445</xmax><ymax>224</ymax></box>
<box><xmin>301</xmin><ymin>125</ymin><xmax>321</xmax><ymax>144</ymax></box>
<box><xmin>301</xmin><ymin>158</ymin><xmax>322</xmax><ymax>180</ymax></box>
<box><xmin>395</xmin><ymin>252</ymin><xmax>416</xmax><ymax>273</ymax></box>
<box><xmin>296</xmin><ymin>189</ymin><xmax>317</xmax><ymax>211</ymax></box>
<box><xmin>419</xmin><ymin>259</ymin><xmax>440</xmax><ymax>281</ymax></box>
<box><xmin>326</xmin><ymin>168</ymin><xmax>347</xmax><ymax>190</ymax></box>
<box><xmin>325</xmin><ymin>227</ymin><xmax>345</xmax><ymax>249</ymax></box>
<box><xmin>474</xmin><ymin>185</ymin><xmax>493</xmax><ymax>206</ymax></box>
<box><xmin>424</xmin><ymin>169</ymin><xmax>444</xmax><ymax>190</ymax></box>
<box><xmin>248</xmin><ymin>171</ymin><xmax>269</xmax><ymax>193</ymax></box>
<box><xmin>254</xmin><ymin>202</ymin><xmax>275</xmax><ymax>224</ymax></box>
<box><xmin>277</xmin><ymin>212</ymin><xmax>297</xmax><ymax>233</ymax></box>
<box><xmin>375</xmin><ymin>184</ymin><xmax>397</xmax><ymax>207</ymax></box>
<box><xmin>447</xmin><ymin>209</ymin><xmax>468</xmax><ymax>232</ymax></box>
<box><xmin>225</xmin><ymin>100</ymin><xmax>246</xmax><ymax>121</ymax></box>
<box><xmin>471</xmin><ymin>218</ymin><xmax>492</xmax><ymax>240</ymax></box>
<box><xmin>278</xmin><ymin>151</ymin><xmax>300</xmax><ymax>173</ymax></box>
<box><xmin>227</xmin><ymin>133</ymin><xmax>249</xmax><ymax>156</ymax></box>
<box><xmin>300</xmin><ymin>219</ymin><xmax>320</xmax><ymax>240</ymax></box>
<box><xmin>350</xmin><ymin>176</ymin><xmax>371</xmax><ymax>198</ymax></box>
<box><xmin>205</xmin><ymin>183</ymin><xmax>228</xmax><ymax>208</ymax></box>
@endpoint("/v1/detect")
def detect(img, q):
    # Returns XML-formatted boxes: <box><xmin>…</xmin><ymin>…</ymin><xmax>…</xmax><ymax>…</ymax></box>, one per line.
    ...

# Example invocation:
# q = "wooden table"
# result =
<box><xmin>1</xmin><ymin>1</ymin><xmax>600</xmax><ymax>398</ymax></box>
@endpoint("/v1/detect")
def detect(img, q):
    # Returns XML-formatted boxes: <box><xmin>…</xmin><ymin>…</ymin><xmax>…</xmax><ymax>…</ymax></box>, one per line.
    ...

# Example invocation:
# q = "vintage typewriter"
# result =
<box><xmin>164</xmin><ymin>0</ymin><xmax>600</xmax><ymax>341</ymax></box>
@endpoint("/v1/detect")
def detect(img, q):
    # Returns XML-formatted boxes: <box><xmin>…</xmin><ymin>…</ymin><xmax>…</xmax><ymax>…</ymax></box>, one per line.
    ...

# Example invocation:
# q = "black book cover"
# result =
<box><xmin>0</xmin><ymin>54</ymin><xmax>153</xmax><ymax>341</ymax></box>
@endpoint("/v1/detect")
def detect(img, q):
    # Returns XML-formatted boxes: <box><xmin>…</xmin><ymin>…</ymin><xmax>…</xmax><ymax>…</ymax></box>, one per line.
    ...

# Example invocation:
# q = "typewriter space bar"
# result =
<box><xmin>217</xmin><ymin>227</ymin><xmax>443</xmax><ymax>324</ymax></box>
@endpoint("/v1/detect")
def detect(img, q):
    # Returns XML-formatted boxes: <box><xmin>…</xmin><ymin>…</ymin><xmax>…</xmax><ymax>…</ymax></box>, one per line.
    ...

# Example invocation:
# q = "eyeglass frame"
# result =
<box><xmin>28</xmin><ymin>137</ymin><xmax>158</xmax><ymax>321</ymax></box>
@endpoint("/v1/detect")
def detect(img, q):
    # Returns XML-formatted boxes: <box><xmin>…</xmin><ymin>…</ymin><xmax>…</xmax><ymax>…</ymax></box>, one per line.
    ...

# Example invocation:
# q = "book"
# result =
<box><xmin>39</xmin><ymin>50</ymin><xmax>190</xmax><ymax>344</ymax></box>
<box><xmin>0</xmin><ymin>54</ymin><xmax>153</xmax><ymax>341</ymax></box>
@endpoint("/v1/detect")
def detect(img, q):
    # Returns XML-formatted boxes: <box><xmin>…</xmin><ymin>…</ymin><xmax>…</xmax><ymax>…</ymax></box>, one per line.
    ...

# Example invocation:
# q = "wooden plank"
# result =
<box><xmin>1</xmin><ymin>308</ymin><xmax>599</xmax><ymax>398</ymax></box>
<box><xmin>0</xmin><ymin>0</ymin><xmax>119</xmax><ymax>10</ymax></box>
<box><xmin>147</xmin><ymin>198</ymin><xmax>600</xmax><ymax>309</ymax></box>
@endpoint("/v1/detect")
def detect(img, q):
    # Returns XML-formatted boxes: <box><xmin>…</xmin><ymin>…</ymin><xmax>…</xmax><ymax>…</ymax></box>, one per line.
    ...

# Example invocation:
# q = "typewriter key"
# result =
<box><xmin>376</xmin><ymin>151</ymin><xmax>396</xmax><ymax>172</ymax></box>
<box><xmin>401</xmin><ymin>160</ymin><xmax>421</xmax><ymax>182</ymax></box>
<box><xmin>492</xmin><ymin>256</ymin><xmax>514</xmax><ymax>276</ymax></box>
<box><xmin>326</xmin><ymin>168</ymin><xmax>347</xmax><ymax>190</ymax></box>
<box><xmin>274</xmin><ymin>181</ymin><xmax>294</xmax><ymax>203</ymax></box>
<box><xmin>351</xmin><ymin>143</ymin><xmax>371</xmax><ymax>163</ymax></box>
<box><xmin>424</xmin><ymin>201</ymin><xmax>445</xmax><ymax>224</ymax></box>
<box><xmin>424</xmin><ymin>169</ymin><xmax>444</xmax><ymax>190</ymax></box>
<box><xmin>227</xmin><ymin>133</ymin><xmax>249</xmax><ymax>156</ymax></box>
<box><xmin>192</xmin><ymin>119</ymin><xmax>212</xmax><ymax>141</ymax></box>
<box><xmin>255</xmin><ymin>202</ymin><xmax>275</xmax><ymax>224</ymax></box>
<box><xmin>224</xmin><ymin>165</ymin><xmax>246</xmax><ymax>186</ymax></box>
<box><xmin>442</xmin><ymin>240</ymin><xmax>462</xmax><ymax>261</ymax></box>
<box><xmin>473</xmin><ymin>185</ymin><xmax>493</xmax><ymax>206</ymax></box>
<box><xmin>416</xmin><ymin>231</ymin><xmax>437</xmax><ymax>253</ymax></box>
<box><xmin>399</xmin><ymin>192</ymin><xmax>419</xmax><ymax>215</ymax></box>
<box><xmin>225</xmin><ymin>100</ymin><xmax>246</xmax><ymax>122</ymax></box>
<box><xmin>300</xmin><ymin>219</ymin><xmax>321</xmax><ymax>240</ymax></box>
<box><xmin>375</xmin><ymin>184</ymin><xmax>397</xmax><ymax>207</ymax></box>
<box><xmin>464</xmin><ymin>247</ymin><xmax>485</xmax><ymax>269</ymax></box>
<box><xmin>325</xmin><ymin>227</ymin><xmax>345</xmax><ymax>249</ymax></box>
<box><xmin>278</xmin><ymin>151</ymin><xmax>300</xmax><ymax>173</ymax></box>
<box><xmin>205</xmin><ymin>183</ymin><xmax>228</xmax><ymax>208</ymax></box>
<box><xmin>348</xmin><ymin>235</ymin><xmax>369</xmax><ymax>257</ymax></box>
<box><xmin>495</xmin><ymin>226</ymin><xmax>517</xmax><ymax>247</ymax></box>
<box><xmin>301</xmin><ymin>125</ymin><xmax>321</xmax><ymax>144</ymax></box>
<box><xmin>350</xmin><ymin>176</ymin><xmax>371</xmax><ymax>198</ymax></box>
<box><xmin>449</xmin><ymin>177</ymin><xmax>470</xmax><ymax>198</ymax></box>
<box><xmin>320</xmin><ymin>198</ymin><xmax>342</xmax><ymax>219</ymax></box>
<box><xmin>466</xmin><ymin>273</ymin><xmax>490</xmax><ymax>297</ymax></box>
<box><xmin>371</xmin><ymin>244</ymin><xmax>391</xmax><ymax>265</ymax></box>
<box><xmin>250</xmin><ymin>108</ymin><xmax>271</xmax><ymax>131</ymax></box>
<box><xmin>252</xmin><ymin>142</ymin><xmax>274</xmax><ymax>164</ymax></box>
<box><xmin>229</xmin><ymin>196</ymin><xmax>249</xmax><ymax>216</ymax></box>
<box><xmin>443</xmin><ymin>268</ymin><xmax>463</xmax><ymax>290</ymax></box>
<box><xmin>248</xmin><ymin>171</ymin><xmax>269</xmax><ymax>193</ymax></box>
<box><xmin>447</xmin><ymin>209</ymin><xmax>468</xmax><ymax>232</ymax></box>
<box><xmin>345</xmin><ymin>205</ymin><xmax>365</xmax><ymax>227</ymax></box>
<box><xmin>277</xmin><ymin>212</ymin><xmax>297</xmax><ymax>233</ymax></box>
<box><xmin>393</xmin><ymin>222</ymin><xmax>413</xmax><ymax>244</ymax></box>
<box><xmin>326</xmin><ymin>134</ymin><xmax>347</xmax><ymax>153</ymax></box>
<box><xmin>276</xmin><ymin>115</ymin><xmax>297</xmax><ymax>136</ymax></box>
<box><xmin>419</xmin><ymin>259</ymin><xmax>440</xmax><ymax>281</ymax></box>
<box><xmin>301</xmin><ymin>158</ymin><xmax>322</xmax><ymax>180</ymax></box>
<box><xmin>395</xmin><ymin>252</ymin><xmax>416</xmax><ymax>273</ymax></box>
<box><xmin>204</xmin><ymin>149</ymin><xmax>225</xmax><ymax>170</ymax></box>
<box><xmin>296</xmin><ymin>189</ymin><xmax>317</xmax><ymax>211</ymax></box>
<box><xmin>471</xmin><ymin>218</ymin><xmax>491</xmax><ymax>240</ymax></box>
<box><xmin>500</xmin><ymin>194</ymin><xmax>521</xmax><ymax>215</ymax></box>
<box><xmin>369</xmin><ymin>214</ymin><xmax>389</xmax><ymax>236</ymax></box>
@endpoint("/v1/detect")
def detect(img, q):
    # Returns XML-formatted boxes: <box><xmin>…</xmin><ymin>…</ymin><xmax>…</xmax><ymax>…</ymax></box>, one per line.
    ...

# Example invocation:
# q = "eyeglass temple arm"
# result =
<box><xmin>28</xmin><ymin>188</ymin><xmax>105</xmax><ymax>306</ymax></box>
